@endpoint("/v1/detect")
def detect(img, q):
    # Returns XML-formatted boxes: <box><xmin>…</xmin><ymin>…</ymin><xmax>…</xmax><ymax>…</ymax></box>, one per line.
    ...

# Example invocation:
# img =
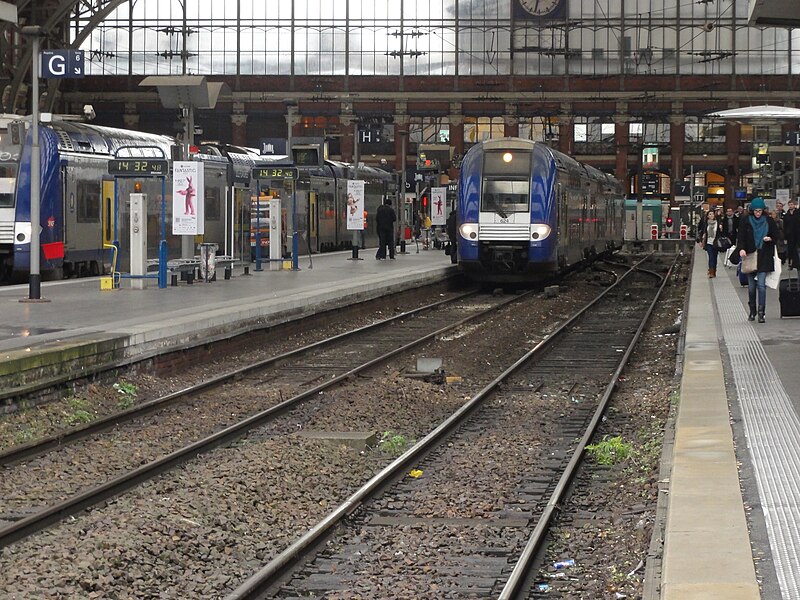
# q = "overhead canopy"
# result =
<box><xmin>0</xmin><ymin>1</ymin><xmax>17</xmax><ymax>23</ymax></box>
<box><xmin>139</xmin><ymin>75</ymin><xmax>230</xmax><ymax>109</ymax></box>
<box><xmin>705</xmin><ymin>104</ymin><xmax>800</xmax><ymax>123</ymax></box>
<box><xmin>749</xmin><ymin>0</ymin><xmax>800</xmax><ymax>27</ymax></box>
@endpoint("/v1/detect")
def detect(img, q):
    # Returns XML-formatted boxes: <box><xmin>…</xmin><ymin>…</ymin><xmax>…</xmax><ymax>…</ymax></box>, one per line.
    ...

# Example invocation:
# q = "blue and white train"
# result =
<box><xmin>456</xmin><ymin>137</ymin><xmax>625</xmax><ymax>283</ymax></box>
<box><xmin>0</xmin><ymin>116</ymin><xmax>397</xmax><ymax>282</ymax></box>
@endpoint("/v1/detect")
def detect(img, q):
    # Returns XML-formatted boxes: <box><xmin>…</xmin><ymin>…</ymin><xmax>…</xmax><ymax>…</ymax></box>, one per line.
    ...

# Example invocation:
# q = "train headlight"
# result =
<box><xmin>459</xmin><ymin>223</ymin><xmax>479</xmax><ymax>240</ymax></box>
<box><xmin>14</xmin><ymin>222</ymin><xmax>31</xmax><ymax>244</ymax></box>
<box><xmin>530</xmin><ymin>224</ymin><xmax>552</xmax><ymax>240</ymax></box>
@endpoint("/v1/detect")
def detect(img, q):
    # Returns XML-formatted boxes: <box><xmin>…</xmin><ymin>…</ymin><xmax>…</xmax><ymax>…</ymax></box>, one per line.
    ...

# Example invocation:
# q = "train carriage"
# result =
<box><xmin>0</xmin><ymin>118</ymin><xmax>398</xmax><ymax>283</ymax></box>
<box><xmin>456</xmin><ymin>137</ymin><xmax>624</xmax><ymax>283</ymax></box>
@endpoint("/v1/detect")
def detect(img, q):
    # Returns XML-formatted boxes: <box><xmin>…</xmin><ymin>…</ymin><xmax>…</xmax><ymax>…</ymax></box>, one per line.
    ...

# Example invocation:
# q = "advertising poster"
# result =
<box><xmin>430</xmin><ymin>187</ymin><xmax>447</xmax><ymax>225</ymax></box>
<box><xmin>172</xmin><ymin>161</ymin><xmax>204</xmax><ymax>235</ymax></box>
<box><xmin>346</xmin><ymin>180</ymin><xmax>365</xmax><ymax>230</ymax></box>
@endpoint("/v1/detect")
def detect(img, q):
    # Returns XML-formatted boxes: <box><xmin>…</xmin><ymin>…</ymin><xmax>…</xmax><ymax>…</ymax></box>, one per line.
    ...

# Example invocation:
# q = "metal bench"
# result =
<box><xmin>147</xmin><ymin>258</ymin><xmax>202</xmax><ymax>285</ymax></box>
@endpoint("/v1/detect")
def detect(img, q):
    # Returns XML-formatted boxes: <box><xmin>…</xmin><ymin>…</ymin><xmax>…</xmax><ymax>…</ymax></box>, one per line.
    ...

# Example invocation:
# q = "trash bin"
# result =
<box><xmin>198</xmin><ymin>243</ymin><xmax>218</xmax><ymax>282</ymax></box>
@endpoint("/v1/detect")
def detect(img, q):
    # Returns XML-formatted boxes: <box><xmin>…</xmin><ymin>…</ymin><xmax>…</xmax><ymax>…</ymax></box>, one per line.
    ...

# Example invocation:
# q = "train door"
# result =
<box><xmin>102</xmin><ymin>179</ymin><xmax>115</xmax><ymax>271</ymax></box>
<box><xmin>63</xmin><ymin>162</ymin><xmax>103</xmax><ymax>276</ymax></box>
<box><xmin>308</xmin><ymin>190</ymin><xmax>318</xmax><ymax>252</ymax></box>
<box><xmin>557</xmin><ymin>183</ymin><xmax>567</xmax><ymax>248</ymax></box>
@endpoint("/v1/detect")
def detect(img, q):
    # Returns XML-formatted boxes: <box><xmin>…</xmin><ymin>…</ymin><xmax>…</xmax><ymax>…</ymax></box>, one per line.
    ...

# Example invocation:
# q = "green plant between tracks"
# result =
<box><xmin>585</xmin><ymin>435</ymin><xmax>632</xmax><ymax>466</ymax></box>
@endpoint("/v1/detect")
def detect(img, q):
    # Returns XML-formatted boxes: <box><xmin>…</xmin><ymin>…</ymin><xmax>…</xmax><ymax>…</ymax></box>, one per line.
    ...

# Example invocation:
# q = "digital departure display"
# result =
<box><xmin>108</xmin><ymin>159</ymin><xmax>169</xmax><ymax>177</ymax></box>
<box><xmin>252</xmin><ymin>167</ymin><xmax>299</xmax><ymax>180</ymax></box>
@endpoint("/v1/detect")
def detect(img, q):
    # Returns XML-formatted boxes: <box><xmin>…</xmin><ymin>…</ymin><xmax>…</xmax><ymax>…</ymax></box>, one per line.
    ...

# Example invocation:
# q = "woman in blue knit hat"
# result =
<box><xmin>736</xmin><ymin>197</ymin><xmax>779</xmax><ymax>322</ymax></box>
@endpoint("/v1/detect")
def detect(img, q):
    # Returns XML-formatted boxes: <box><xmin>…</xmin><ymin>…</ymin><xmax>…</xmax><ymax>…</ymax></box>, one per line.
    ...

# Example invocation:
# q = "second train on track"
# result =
<box><xmin>456</xmin><ymin>137</ymin><xmax>625</xmax><ymax>283</ymax></box>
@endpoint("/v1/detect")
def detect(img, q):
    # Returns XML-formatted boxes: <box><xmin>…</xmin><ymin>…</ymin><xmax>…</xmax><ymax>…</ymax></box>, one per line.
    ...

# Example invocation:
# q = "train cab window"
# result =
<box><xmin>0</xmin><ymin>163</ymin><xmax>16</xmax><ymax>207</ymax></box>
<box><xmin>481</xmin><ymin>149</ymin><xmax>532</xmax><ymax>214</ymax></box>
<box><xmin>76</xmin><ymin>180</ymin><xmax>101</xmax><ymax>222</ymax></box>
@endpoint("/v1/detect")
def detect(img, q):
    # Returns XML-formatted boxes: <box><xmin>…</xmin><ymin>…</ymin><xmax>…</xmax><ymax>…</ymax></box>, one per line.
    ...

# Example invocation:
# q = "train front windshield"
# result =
<box><xmin>481</xmin><ymin>149</ymin><xmax>532</xmax><ymax>215</ymax></box>
<box><xmin>0</xmin><ymin>163</ymin><xmax>16</xmax><ymax>207</ymax></box>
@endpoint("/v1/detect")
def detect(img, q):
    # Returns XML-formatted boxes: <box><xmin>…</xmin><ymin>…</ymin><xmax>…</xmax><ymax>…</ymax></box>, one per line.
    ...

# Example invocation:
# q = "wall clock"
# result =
<box><xmin>517</xmin><ymin>0</ymin><xmax>563</xmax><ymax>18</ymax></box>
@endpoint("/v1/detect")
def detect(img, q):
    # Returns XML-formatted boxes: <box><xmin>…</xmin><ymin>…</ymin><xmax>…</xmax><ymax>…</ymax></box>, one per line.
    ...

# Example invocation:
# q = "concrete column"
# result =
<box><xmin>285</xmin><ymin>106</ymin><xmax>301</xmax><ymax>142</ymax></box>
<box><xmin>614</xmin><ymin>115</ymin><xmax>630</xmax><ymax>186</ymax></box>
<box><xmin>340</xmin><ymin>114</ymin><xmax>355</xmax><ymax>163</ymax></box>
<box><xmin>504</xmin><ymin>104</ymin><xmax>519</xmax><ymax>137</ymax></box>
<box><xmin>558</xmin><ymin>103</ymin><xmax>573</xmax><ymax>156</ymax></box>
<box><xmin>448</xmin><ymin>105</ymin><xmax>464</xmax><ymax>181</ymax></box>
<box><xmin>669</xmin><ymin>113</ymin><xmax>686</xmax><ymax>191</ymax></box>
<box><xmin>394</xmin><ymin>104</ymin><xmax>409</xmax><ymax>172</ymax></box>
<box><xmin>231</xmin><ymin>103</ymin><xmax>247</xmax><ymax>146</ymax></box>
<box><xmin>726</xmin><ymin>121</ymin><xmax>741</xmax><ymax>207</ymax></box>
<box><xmin>123</xmin><ymin>102</ymin><xmax>139</xmax><ymax>129</ymax></box>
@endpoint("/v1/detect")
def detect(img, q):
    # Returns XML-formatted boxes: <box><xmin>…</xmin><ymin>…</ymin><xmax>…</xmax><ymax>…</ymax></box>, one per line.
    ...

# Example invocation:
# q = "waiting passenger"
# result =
<box><xmin>375</xmin><ymin>198</ymin><xmax>396</xmax><ymax>260</ymax></box>
<box><xmin>736</xmin><ymin>197</ymin><xmax>779</xmax><ymax>323</ymax></box>
<box><xmin>446</xmin><ymin>208</ymin><xmax>458</xmax><ymax>264</ymax></box>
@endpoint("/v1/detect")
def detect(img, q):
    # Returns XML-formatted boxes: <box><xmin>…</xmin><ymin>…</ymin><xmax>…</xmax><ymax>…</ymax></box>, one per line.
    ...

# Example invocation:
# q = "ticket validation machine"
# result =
<box><xmin>129</xmin><ymin>192</ymin><xmax>148</xmax><ymax>289</ymax></box>
<box><xmin>269</xmin><ymin>197</ymin><xmax>282</xmax><ymax>271</ymax></box>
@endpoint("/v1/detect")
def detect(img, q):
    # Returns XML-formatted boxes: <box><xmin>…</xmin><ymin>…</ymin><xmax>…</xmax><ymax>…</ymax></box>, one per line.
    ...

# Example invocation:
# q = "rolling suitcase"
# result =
<box><xmin>779</xmin><ymin>273</ymin><xmax>800</xmax><ymax>317</ymax></box>
<box><xmin>737</xmin><ymin>263</ymin><xmax>748</xmax><ymax>287</ymax></box>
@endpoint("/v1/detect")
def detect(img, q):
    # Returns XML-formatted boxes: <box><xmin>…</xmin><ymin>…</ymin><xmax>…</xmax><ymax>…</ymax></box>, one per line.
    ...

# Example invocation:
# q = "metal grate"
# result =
<box><xmin>480</xmin><ymin>224</ymin><xmax>529</xmax><ymax>241</ymax></box>
<box><xmin>0</xmin><ymin>223</ymin><xmax>12</xmax><ymax>244</ymax></box>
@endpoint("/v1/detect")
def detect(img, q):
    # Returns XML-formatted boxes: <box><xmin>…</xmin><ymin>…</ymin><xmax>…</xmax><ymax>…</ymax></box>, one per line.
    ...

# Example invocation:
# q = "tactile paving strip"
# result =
<box><xmin>714</xmin><ymin>279</ymin><xmax>800</xmax><ymax>600</ymax></box>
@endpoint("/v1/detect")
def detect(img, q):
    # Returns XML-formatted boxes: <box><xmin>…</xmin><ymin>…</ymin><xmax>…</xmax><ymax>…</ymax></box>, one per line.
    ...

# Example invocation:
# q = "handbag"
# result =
<box><xmin>444</xmin><ymin>242</ymin><xmax>451</xmax><ymax>256</ymax></box>
<box><xmin>740</xmin><ymin>251</ymin><xmax>758</xmax><ymax>274</ymax></box>
<box><xmin>714</xmin><ymin>236</ymin><xmax>732</xmax><ymax>251</ymax></box>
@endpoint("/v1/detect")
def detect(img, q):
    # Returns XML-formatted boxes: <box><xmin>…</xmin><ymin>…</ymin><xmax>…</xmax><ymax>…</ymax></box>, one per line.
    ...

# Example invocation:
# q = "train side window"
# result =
<box><xmin>76</xmin><ymin>180</ymin><xmax>101</xmax><ymax>222</ymax></box>
<box><xmin>205</xmin><ymin>186</ymin><xmax>221</xmax><ymax>220</ymax></box>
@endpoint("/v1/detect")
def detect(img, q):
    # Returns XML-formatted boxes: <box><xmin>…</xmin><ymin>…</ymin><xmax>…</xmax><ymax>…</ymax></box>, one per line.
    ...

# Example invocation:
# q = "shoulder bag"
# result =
<box><xmin>714</xmin><ymin>235</ymin><xmax>732</xmax><ymax>250</ymax></box>
<box><xmin>740</xmin><ymin>250</ymin><xmax>758</xmax><ymax>274</ymax></box>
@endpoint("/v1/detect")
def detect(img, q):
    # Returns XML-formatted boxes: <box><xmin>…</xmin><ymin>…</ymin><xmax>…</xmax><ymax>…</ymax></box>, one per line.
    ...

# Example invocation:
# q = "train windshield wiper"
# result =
<box><xmin>488</xmin><ymin>197</ymin><xmax>508</xmax><ymax>219</ymax></box>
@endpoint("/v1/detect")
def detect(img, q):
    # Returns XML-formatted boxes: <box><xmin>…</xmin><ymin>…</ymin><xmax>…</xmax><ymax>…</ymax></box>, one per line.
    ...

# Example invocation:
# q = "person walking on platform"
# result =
<box><xmin>721</xmin><ymin>206</ymin><xmax>739</xmax><ymax>242</ymax></box>
<box><xmin>698</xmin><ymin>209</ymin><xmax>722</xmax><ymax>278</ymax></box>
<box><xmin>446</xmin><ymin>208</ymin><xmax>458</xmax><ymax>264</ymax></box>
<box><xmin>737</xmin><ymin>197</ymin><xmax>778</xmax><ymax>323</ymax></box>
<box><xmin>784</xmin><ymin>199</ymin><xmax>799</xmax><ymax>270</ymax></box>
<box><xmin>375</xmin><ymin>197</ymin><xmax>396</xmax><ymax>260</ymax></box>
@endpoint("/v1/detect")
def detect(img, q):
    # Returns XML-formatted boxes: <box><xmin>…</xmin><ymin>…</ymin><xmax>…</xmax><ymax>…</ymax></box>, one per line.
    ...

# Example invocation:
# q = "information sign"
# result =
<box><xmin>41</xmin><ymin>50</ymin><xmax>84</xmax><ymax>79</ymax></box>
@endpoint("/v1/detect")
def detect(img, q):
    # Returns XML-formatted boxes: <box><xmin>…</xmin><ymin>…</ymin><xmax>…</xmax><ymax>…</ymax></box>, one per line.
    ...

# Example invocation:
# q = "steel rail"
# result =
<box><xmin>498</xmin><ymin>253</ymin><xmax>678</xmax><ymax>599</ymax></box>
<box><xmin>0</xmin><ymin>288</ymin><xmax>531</xmax><ymax>549</ymax></box>
<box><xmin>0</xmin><ymin>290</ymin><xmax>476</xmax><ymax>466</ymax></box>
<box><xmin>225</xmin><ymin>253</ymin><xmax>661</xmax><ymax>600</ymax></box>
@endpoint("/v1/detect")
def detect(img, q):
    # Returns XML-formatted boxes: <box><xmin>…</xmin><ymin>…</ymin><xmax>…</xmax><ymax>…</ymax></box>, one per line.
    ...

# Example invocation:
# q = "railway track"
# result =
<box><xmin>0</xmin><ymin>287</ymin><xmax>533</xmax><ymax>549</ymax></box>
<box><xmin>226</xmin><ymin>254</ymin><xmax>676</xmax><ymax>599</ymax></box>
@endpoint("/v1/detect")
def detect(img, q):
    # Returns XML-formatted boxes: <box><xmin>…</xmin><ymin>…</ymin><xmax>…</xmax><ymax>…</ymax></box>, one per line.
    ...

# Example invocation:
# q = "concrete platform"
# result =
<box><xmin>0</xmin><ymin>248</ymin><xmax>456</xmax><ymax>399</ymax></box>
<box><xmin>661</xmin><ymin>247</ymin><xmax>800</xmax><ymax>600</ymax></box>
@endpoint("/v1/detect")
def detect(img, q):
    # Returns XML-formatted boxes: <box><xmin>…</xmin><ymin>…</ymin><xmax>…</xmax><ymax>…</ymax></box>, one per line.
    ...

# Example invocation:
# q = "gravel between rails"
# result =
<box><xmin>0</xmin><ymin>257</ymin><xmax>686</xmax><ymax>599</ymax></box>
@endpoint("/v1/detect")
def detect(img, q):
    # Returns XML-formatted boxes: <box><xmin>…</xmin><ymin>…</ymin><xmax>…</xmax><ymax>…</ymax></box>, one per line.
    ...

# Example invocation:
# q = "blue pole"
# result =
<box><xmin>292</xmin><ymin>181</ymin><xmax>299</xmax><ymax>271</ymax></box>
<box><xmin>158</xmin><ymin>176</ymin><xmax>167</xmax><ymax>288</ymax></box>
<box><xmin>255</xmin><ymin>181</ymin><xmax>263</xmax><ymax>271</ymax></box>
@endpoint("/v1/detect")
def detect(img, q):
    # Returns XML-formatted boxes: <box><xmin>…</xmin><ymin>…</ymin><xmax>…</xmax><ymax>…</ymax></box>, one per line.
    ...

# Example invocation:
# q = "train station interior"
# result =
<box><xmin>2</xmin><ymin>3</ymin><xmax>800</xmax><ymax>600</ymax></box>
<box><xmin>4</xmin><ymin>0</ymin><xmax>800</xmax><ymax>214</ymax></box>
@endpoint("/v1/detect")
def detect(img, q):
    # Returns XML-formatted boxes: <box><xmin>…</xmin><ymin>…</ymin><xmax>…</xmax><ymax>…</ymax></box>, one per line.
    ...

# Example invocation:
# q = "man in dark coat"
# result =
<box><xmin>446</xmin><ymin>208</ymin><xmax>458</xmax><ymax>264</ymax></box>
<box><xmin>375</xmin><ymin>198</ymin><xmax>396</xmax><ymax>259</ymax></box>
<box><xmin>720</xmin><ymin>206</ymin><xmax>739</xmax><ymax>242</ymax></box>
<box><xmin>784</xmin><ymin>199</ymin><xmax>800</xmax><ymax>269</ymax></box>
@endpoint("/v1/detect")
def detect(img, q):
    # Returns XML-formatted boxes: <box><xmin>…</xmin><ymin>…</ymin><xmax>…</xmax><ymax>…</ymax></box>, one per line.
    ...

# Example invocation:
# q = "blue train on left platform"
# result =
<box><xmin>0</xmin><ymin>116</ymin><xmax>396</xmax><ymax>282</ymax></box>
<box><xmin>456</xmin><ymin>137</ymin><xmax>625</xmax><ymax>283</ymax></box>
